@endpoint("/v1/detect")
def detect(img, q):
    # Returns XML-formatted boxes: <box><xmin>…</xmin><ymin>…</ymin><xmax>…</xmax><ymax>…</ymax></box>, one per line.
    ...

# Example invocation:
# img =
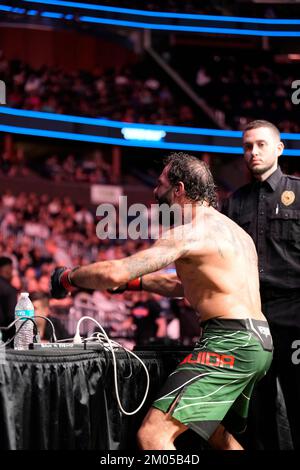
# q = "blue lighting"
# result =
<box><xmin>27</xmin><ymin>9</ymin><xmax>38</xmax><ymax>15</ymax></box>
<box><xmin>40</xmin><ymin>11</ymin><xmax>64</xmax><ymax>19</ymax></box>
<box><xmin>0</xmin><ymin>124</ymin><xmax>244</xmax><ymax>153</ymax></box>
<box><xmin>281</xmin><ymin>133</ymin><xmax>300</xmax><ymax>141</ymax></box>
<box><xmin>79</xmin><ymin>16</ymin><xmax>300</xmax><ymax>36</ymax></box>
<box><xmin>12</xmin><ymin>8</ymin><xmax>26</xmax><ymax>14</ymax></box>
<box><xmin>0</xmin><ymin>123</ymin><xmax>298</xmax><ymax>156</ymax></box>
<box><xmin>1</xmin><ymin>107</ymin><xmax>300</xmax><ymax>142</ymax></box>
<box><xmin>0</xmin><ymin>2</ymin><xmax>297</xmax><ymax>35</ymax></box>
<box><xmin>21</xmin><ymin>0</ymin><xmax>300</xmax><ymax>24</ymax></box>
<box><xmin>0</xmin><ymin>107</ymin><xmax>242</xmax><ymax>137</ymax></box>
<box><xmin>121</xmin><ymin>128</ymin><xmax>166</xmax><ymax>141</ymax></box>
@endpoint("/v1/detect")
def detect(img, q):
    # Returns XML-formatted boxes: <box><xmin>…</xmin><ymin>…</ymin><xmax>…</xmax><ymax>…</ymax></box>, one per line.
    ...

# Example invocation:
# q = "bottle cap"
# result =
<box><xmin>20</xmin><ymin>292</ymin><xmax>30</xmax><ymax>297</ymax></box>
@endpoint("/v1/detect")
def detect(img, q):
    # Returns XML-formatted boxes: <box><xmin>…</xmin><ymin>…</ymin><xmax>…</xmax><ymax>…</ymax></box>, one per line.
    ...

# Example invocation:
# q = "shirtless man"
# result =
<box><xmin>50</xmin><ymin>152</ymin><xmax>273</xmax><ymax>450</ymax></box>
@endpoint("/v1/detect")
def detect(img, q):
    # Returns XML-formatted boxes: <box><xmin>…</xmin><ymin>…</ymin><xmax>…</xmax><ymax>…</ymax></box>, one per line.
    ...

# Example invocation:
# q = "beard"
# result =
<box><xmin>155</xmin><ymin>187</ymin><xmax>176</xmax><ymax>227</ymax></box>
<box><xmin>155</xmin><ymin>187</ymin><xmax>173</xmax><ymax>206</ymax></box>
<box><xmin>248</xmin><ymin>161</ymin><xmax>274</xmax><ymax>176</ymax></box>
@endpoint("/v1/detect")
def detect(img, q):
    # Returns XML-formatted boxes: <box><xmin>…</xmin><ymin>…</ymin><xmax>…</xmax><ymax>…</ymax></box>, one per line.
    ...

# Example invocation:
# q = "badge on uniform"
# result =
<box><xmin>281</xmin><ymin>190</ymin><xmax>295</xmax><ymax>206</ymax></box>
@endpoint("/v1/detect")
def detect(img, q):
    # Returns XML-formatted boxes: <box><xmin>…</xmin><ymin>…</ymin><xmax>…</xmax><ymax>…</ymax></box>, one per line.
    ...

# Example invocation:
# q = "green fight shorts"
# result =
<box><xmin>152</xmin><ymin>317</ymin><xmax>273</xmax><ymax>441</ymax></box>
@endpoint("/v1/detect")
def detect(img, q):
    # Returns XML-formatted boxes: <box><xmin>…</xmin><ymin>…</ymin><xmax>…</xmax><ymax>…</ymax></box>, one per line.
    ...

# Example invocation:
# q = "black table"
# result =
<box><xmin>0</xmin><ymin>348</ymin><xmax>186</xmax><ymax>450</ymax></box>
<box><xmin>0</xmin><ymin>348</ymin><xmax>292</xmax><ymax>450</ymax></box>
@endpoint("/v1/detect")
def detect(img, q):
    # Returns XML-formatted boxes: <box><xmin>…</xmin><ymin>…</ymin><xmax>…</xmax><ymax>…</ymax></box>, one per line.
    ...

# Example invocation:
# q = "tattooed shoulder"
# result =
<box><xmin>121</xmin><ymin>239</ymin><xmax>187</xmax><ymax>280</ymax></box>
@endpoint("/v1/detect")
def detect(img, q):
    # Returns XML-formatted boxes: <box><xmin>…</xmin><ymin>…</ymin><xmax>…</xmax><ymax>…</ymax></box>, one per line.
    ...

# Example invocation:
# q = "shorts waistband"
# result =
<box><xmin>201</xmin><ymin>318</ymin><xmax>273</xmax><ymax>352</ymax></box>
<box><xmin>201</xmin><ymin>317</ymin><xmax>269</xmax><ymax>332</ymax></box>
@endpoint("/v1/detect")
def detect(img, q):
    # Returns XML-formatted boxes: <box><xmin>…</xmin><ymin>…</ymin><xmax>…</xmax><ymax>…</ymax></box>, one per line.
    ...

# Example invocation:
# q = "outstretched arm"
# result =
<box><xmin>60</xmin><ymin>238</ymin><xmax>187</xmax><ymax>294</ymax></box>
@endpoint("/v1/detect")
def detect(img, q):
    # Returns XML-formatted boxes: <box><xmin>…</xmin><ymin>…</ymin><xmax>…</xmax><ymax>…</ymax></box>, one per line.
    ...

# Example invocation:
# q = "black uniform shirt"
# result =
<box><xmin>0</xmin><ymin>276</ymin><xmax>17</xmax><ymax>342</ymax></box>
<box><xmin>222</xmin><ymin>167</ymin><xmax>300</xmax><ymax>291</ymax></box>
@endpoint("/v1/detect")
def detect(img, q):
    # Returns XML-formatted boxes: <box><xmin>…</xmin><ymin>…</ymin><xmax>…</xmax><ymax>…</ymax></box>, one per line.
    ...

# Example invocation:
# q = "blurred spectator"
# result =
<box><xmin>124</xmin><ymin>291</ymin><xmax>166</xmax><ymax>346</ymax></box>
<box><xmin>0</xmin><ymin>256</ymin><xmax>17</xmax><ymax>342</ymax></box>
<box><xmin>170</xmin><ymin>297</ymin><xmax>201</xmax><ymax>346</ymax></box>
<box><xmin>2</xmin><ymin>190</ymin><xmax>16</xmax><ymax>209</ymax></box>
<box><xmin>31</xmin><ymin>291</ymin><xmax>69</xmax><ymax>342</ymax></box>
<box><xmin>75</xmin><ymin>206</ymin><xmax>94</xmax><ymax>225</ymax></box>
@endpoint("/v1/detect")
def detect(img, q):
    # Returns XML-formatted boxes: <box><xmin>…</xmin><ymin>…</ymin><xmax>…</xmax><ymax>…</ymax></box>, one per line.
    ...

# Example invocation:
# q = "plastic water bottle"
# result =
<box><xmin>14</xmin><ymin>292</ymin><xmax>35</xmax><ymax>350</ymax></box>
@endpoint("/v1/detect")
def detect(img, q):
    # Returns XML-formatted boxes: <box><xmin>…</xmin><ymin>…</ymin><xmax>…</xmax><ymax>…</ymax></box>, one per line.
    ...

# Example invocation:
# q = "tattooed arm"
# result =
<box><xmin>69</xmin><ymin>237</ymin><xmax>187</xmax><ymax>291</ymax></box>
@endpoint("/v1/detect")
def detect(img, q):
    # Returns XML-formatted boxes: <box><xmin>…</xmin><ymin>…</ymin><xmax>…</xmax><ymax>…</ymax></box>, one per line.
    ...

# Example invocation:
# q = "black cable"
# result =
<box><xmin>0</xmin><ymin>316</ymin><xmax>58</xmax><ymax>344</ymax></box>
<box><xmin>0</xmin><ymin>317</ymin><xmax>39</xmax><ymax>348</ymax></box>
<box><xmin>0</xmin><ymin>317</ymin><xmax>37</xmax><ymax>334</ymax></box>
<box><xmin>33</xmin><ymin>315</ymin><xmax>57</xmax><ymax>343</ymax></box>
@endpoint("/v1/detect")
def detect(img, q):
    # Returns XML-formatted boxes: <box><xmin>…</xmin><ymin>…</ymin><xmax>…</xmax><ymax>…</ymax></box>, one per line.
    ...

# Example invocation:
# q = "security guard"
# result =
<box><xmin>222</xmin><ymin>120</ymin><xmax>300</xmax><ymax>449</ymax></box>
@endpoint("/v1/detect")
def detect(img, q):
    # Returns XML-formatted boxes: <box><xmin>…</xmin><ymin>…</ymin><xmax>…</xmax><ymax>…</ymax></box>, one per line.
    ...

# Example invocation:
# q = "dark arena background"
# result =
<box><xmin>0</xmin><ymin>0</ymin><xmax>299</xmax><ymax>457</ymax></box>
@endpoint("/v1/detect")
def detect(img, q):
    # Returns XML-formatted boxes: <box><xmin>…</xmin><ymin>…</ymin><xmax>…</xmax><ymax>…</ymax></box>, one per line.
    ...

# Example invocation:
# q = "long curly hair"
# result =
<box><xmin>163</xmin><ymin>152</ymin><xmax>217</xmax><ymax>208</ymax></box>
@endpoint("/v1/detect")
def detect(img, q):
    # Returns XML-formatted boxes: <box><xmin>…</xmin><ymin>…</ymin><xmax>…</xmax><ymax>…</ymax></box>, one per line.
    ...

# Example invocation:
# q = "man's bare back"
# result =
<box><xmin>174</xmin><ymin>206</ymin><xmax>265</xmax><ymax>323</ymax></box>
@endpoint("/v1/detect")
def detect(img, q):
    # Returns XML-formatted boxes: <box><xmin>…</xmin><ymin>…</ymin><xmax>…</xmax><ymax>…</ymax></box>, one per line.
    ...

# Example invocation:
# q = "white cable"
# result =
<box><xmin>74</xmin><ymin>316</ymin><xmax>150</xmax><ymax>416</ymax></box>
<box><xmin>56</xmin><ymin>337</ymin><xmax>76</xmax><ymax>342</ymax></box>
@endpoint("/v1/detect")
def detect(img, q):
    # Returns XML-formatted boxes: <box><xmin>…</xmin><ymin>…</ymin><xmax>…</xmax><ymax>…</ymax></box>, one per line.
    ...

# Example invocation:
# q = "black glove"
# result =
<box><xmin>50</xmin><ymin>267</ymin><xmax>73</xmax><ymax>299</ymax></box>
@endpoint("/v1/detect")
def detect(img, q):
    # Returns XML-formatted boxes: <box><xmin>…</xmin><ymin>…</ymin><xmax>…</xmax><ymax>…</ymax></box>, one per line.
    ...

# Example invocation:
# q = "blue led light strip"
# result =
<box><xmin>79</xmin><ymin>16</ymin><xmax>300</xmax><ymax>36</ymax></box>
<box><xmin>0</xmin><ymin>124</ymin><xmax>298</xmax><ymax>155</ymax></box>
<box><xmin>40</xmin><ymin>11</ymin><xmax>64</xmax><ymax>18</ymax></box>
<box><xmin>0</xmin><ymin>107</ymin><xmax>242</xmax><ymax>137</ymax></box>
<box><xmin>0</xmin><ymin>3</ymin><xmax>299</xmax><ymax>36</ymax></box>
<box><xmin>21</xmin><ymin>0</ymin><xmax>300</xmax><ymax>24</ymax></box>
<box><xmin>1</xmin><ymin>107</ymin><xmax>300</xmax><ymax>141</ymax></box>
<box><xmin>0</xmin><ymin>124</ymin><xmax>244</xmax><ymax>153</ymax></box>
<box><xmin>0</xmin><ymin>0</ymin><xmax>300</xmax><ymax>37</ymax></box>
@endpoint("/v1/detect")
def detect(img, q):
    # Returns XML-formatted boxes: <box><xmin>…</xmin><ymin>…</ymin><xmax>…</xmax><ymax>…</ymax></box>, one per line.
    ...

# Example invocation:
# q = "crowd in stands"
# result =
<box><xmin>0</xmin><ymin>148</ymin><xmax>116</xmax><ymax>185</ymax></box>
<box><xmin>42</xmin><ymin>150</ymin><xmax>113</xmax><ymax>184</ymax></box>
<box><xmin>1</xmin><ymin>55</ymin><xmax>199</xmax><ymax>127</ymax></box>
<box><xmin>198</xmin><ymin>57</ymin><xmax>300</xmax><ymax>132</ymax></box>
<box><xmin>0</xmin><ymin>190</ymin><xmax>153</xmax><ymax>280</ymax></box>
<box><xmin>170</xmin><ymin>51</ymin><xmax>300</xmax><ymax>132</ymax></box>
<box><xmin>2</xmin><ymin>50</ymin><xmax>300</xmax><ymax>133</ymax></box>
